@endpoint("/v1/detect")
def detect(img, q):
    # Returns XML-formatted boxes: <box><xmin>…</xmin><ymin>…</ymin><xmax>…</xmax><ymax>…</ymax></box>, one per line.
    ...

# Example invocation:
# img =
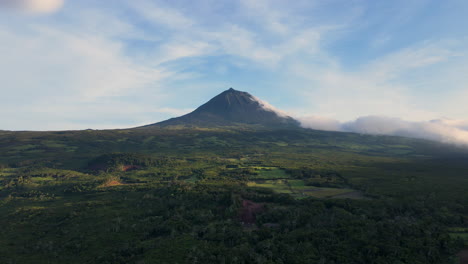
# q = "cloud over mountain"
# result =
<box><xmin>299</xmin><ymin>116</ymin><xmax>468</xmax><ymax>145</ymax></box>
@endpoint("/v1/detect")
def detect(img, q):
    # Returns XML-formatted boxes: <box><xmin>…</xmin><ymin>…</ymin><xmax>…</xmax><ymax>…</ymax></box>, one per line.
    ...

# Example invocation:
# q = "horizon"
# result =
<box><xmin>1</xmin><ymin>0</ymin><xmax>467</xmax><ymax>143</ymax></box>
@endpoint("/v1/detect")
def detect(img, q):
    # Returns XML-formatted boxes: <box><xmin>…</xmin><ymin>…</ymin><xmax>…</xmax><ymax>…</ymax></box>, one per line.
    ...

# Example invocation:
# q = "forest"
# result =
<box><xmin>0</xmin><ymin>127</ymin><xmax>467</xmax><ymax>263</ymax></box>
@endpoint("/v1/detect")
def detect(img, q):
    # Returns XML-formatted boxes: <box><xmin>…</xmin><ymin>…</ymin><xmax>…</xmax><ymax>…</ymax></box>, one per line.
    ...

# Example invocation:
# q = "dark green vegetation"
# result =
<box><xmin>0</xmin><ymin>126</ymin><xmax>467</xmax><ymax>264</ymax></box>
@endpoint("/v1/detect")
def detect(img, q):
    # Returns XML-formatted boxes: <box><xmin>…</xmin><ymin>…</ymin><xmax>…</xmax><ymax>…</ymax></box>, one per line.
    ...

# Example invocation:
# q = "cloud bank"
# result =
<box><xmin>0</xmin><ymin>0</ymin><xmax>64</xmax><ymax>14</ymax></box>
<box><xmin>299</xmin><ymin>116</ymin><xmax>468</xmax><ymax>145</ymax></box>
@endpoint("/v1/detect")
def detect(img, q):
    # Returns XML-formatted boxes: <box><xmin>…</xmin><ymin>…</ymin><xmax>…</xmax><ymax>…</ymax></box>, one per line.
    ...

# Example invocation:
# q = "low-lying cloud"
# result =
<box><xmin>299</xmin><ymin>115</ymin><xmax>468</xmax><ymax>145</ymax></box>
<box><xmin>0</xmin><ymin>0</ymin><xmax>64</xmax><ymax>14</ymax></box>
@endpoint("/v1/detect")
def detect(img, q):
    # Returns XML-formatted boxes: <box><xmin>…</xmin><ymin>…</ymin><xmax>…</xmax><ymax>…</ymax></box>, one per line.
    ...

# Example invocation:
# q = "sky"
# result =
<box><xmin>0</xmin><ymin>0</ymin><xmax>467</xmax><ymax>143</ymax></box>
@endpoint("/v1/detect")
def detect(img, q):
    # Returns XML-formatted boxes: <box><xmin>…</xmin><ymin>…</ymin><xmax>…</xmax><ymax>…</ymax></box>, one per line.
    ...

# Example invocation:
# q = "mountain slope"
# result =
<box><xmin>143</xmin><ymin>88</ymin><xmax>300</xmax><ymax>128</ymax></box>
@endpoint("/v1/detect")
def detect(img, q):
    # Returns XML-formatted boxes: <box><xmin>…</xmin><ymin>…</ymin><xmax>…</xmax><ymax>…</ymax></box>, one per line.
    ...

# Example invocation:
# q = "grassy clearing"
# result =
<box><xmin>247</xmin><ymin>180</ymin><xmax>293</xmax><ymax>194</ymax></box>
<box><xmin>0</xmin><ymin>168</ymin><xmax>17</xmax><ymax>177</ymax></box>
<box><xmin>449</xmin><ymin>228</ymin><xmax>468</xmax><ymax>246</ymax></box>
<box><xmin>184</xmin><ymin>176</ymin><xmax>198</xmax><ymax>183</ymax></box>
<box><xmin>299</xmin><ymin>187</ymin><xmax>357</xmax><ymax>198</ymax></box>
<box><xmin>449</xmin><ymin>228</ymin><xmax>468</xmax><ymax>232</ymax></box>
<box><xmin>142</xmin><ymin>136</ymin><xmax>156</xmax><ymax>144</ymax></box>
<box><xmin>252</xmin><ymin>167</ymin><xmax>289</xmax><ymax>179</ymax></box>
<box><xmin>450</xmin><ymin>233</ymin><xmax>468</xmax><ymax>246</ymax></box>
<box><xmin>247</xmin><ymin>179</ymin><xmax>362</xmax><ymax>199</ymax></box>
<box><xmin>42</xmin><ymin>140</ymin><xmax>68</xmax><ymax>148</ymax></box>
<box><xmin>11</xmin><ymin>144</ymin><xmax>37</xmax><ymax>151</ymax></box>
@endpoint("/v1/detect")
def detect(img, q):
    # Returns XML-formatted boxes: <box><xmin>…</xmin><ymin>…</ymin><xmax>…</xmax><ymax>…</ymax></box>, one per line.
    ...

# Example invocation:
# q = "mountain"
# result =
<box><xmin>144</xmin><ymin>88</ymin><xmax>300</xmax><ymax>128</ymax></box>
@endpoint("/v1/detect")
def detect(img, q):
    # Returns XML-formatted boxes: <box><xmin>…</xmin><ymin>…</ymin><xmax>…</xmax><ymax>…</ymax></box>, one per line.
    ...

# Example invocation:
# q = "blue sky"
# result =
<box><xmin>1</xmin><ymin>0</ymin><xmax>468</xmax><ymax>137</ymax></box>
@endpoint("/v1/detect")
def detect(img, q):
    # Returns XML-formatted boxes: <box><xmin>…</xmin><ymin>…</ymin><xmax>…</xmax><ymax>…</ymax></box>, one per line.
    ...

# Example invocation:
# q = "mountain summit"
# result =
<box><xmin>145</xmin><ymin>88</ymin><xmax>300</xmax><ymax>128</ymax></box>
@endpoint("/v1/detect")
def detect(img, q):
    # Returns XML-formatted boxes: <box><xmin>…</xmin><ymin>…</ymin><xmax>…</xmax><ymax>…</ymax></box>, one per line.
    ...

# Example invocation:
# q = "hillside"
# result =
<box><xmin>0</xmin><ymin>90</ymin><xmax>467</xmax><ymax>263</ymax></box>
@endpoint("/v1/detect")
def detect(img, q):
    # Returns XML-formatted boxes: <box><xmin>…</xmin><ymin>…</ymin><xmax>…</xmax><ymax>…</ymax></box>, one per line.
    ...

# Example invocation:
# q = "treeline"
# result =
<box><xmin>87</xmin><ymin>153</ymin><xmax>174</xmax><ymax>172</ymax></box>
<box><xmin>284</xmin><ymin>167</ymin><xmax>347</xmax><ymax>187</ymax></box>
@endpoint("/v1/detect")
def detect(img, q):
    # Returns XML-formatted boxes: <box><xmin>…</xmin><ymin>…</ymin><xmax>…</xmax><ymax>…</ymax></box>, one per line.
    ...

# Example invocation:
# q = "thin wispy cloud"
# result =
<box><xmin>0</xmin><ymin>25</ymin><xmax>169</xmax><ymax>100</ymax></box>
<box><xmin>292</xmin><ymin>39</ymin><xmax>468</xmax><ymax>122</ymax></box>
<box><xmin>0</xmin><ymin>0</ymin><xmax>466</xmax><ymax>134</ymax></box>
<box><xmin>126</xmin><ymin>0</ymin><xmax>195</xmax><ymax>30</ymax></box>
<box><xmin>0</xmin><ymin>0</ymin><xmax>64</xmax><ymax>14</ymax></box>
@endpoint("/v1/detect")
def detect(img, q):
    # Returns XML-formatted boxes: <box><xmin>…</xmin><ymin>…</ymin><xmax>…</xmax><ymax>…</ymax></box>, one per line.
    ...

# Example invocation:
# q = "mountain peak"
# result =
<box><xmin>144</xmin><ymin>88</ymin><xmax>300</xmax><ymax>128</ymax></box>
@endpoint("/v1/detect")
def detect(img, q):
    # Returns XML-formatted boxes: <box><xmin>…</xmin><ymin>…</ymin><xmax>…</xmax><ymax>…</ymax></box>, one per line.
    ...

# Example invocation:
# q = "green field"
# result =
<box><xmin>247</xmin><ymin>179</ymin><xmax>361</xmax><ymax>199</ymax></box>
<box><xmin>251</xmin><ymin>167</ymin><xmax>290</xmax><ymax>179</ymax></box>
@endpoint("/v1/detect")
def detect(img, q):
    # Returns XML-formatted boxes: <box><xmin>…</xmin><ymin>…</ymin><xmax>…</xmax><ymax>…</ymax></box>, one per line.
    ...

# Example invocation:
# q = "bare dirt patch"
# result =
<box><xmin>239</xmin><ymin>199</ymin><xmax>265</xmax><ymax>225</ymax></box>
<box><xmin>458</xmin><ymin>248</ymin><xmax>468</xmax><ymax>264</ymax></box>
<box><xmin>122</xmin><ymin>165</ymin><xmax>141</xmax><ymax>172</ymax></box>
<box><xmin>330</xmin><ymin>191</ymin><xmax>366</xmax><ymax>199</ymax></box>
<box><xmin>99</xmin><ymin>180</ymin><xmax>124</xmax><ymax>188</ymax></box>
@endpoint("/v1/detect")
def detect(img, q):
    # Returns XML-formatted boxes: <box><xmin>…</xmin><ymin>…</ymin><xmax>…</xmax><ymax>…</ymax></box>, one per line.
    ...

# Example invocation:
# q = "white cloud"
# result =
<box><xmin>0</xmin><ymin>14</ymin><xmax>178</xmax><ymax>130</ymax></box>
<box><xmin>238</xmin><ymin>0</ymin><xmax>290</xmax><ymax>34</ymax></box>
<box><xmin>250</xmin><ymin>96</ymin><xmax>290</xmax><ymax>118</ymax></box>
<box><xmin>127</xmin><ymin>0</ymin><xmax>194</xmax><ymax>29</ymax></box>
<box><xmin>0</xmin><ymin>0</ymin><xmax>64</xmax><ymax>14</ymax></box>
<box><xmin>363</xmin><ymin>41</ymin><xmax>459</xmax><ymax>81</ymax></box>
<box><xmin>297</xmin><ymin>116</ymin><xmax>342</xmax><ymax>131</ymax></box>
<box><xmin>1</xmin><ymin>0</ymin><xmax>467</xmax><ymax>132</ymax></box>
<box><xmin>431</xmin><ymin>119</ymin><xmax>468</xmax><ymax>131</ymax></box>
<box><xmin>299</xmin><ymin>115</ymin><xmax>468</xmax><ymax>145</ymax></box>
<box><xmin>126</xmin><ymin>0</ymin><xmax>328</xmax><ymax>68</ymax></box>
<box><xmin>206</xmin><ymin>25</ymin><xmax>282</xmax><ymax>66</ymax></box>
<box><xmin>153</xmin><ymin>41</ymin><xmax>215</xmax><ymax>65</ymax></box>
<box><xmin>0</xmin><ymin>26</ymin><xmax>169</xmax><ymax>101</ymax></box>
<box><xmin>292</xmin><ymin>39</ymin><xmax>467</xmax><ymax>122</ymax></box>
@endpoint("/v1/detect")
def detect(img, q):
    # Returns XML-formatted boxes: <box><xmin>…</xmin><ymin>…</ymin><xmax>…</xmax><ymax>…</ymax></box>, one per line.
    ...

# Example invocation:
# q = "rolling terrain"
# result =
<box><xmin>0</xmin><ymin>89</ymin><xmax>467</xmax><ymax>263</ymax></box>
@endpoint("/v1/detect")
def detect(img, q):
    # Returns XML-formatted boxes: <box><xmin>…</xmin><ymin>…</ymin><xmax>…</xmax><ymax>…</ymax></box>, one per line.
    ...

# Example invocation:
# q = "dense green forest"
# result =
<box><xmin>0</xmin><ymin>127</ymin><xmax>467</xmax><ymax>263</ymax></box>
